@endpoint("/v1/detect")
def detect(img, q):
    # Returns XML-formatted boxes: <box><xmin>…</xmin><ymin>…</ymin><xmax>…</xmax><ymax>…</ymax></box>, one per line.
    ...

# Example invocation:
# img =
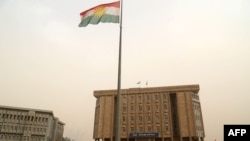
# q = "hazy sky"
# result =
<box><xmin>0</xmin><ymin>0</ymin><xmax>250</xmax><ymax>140</ymax></box>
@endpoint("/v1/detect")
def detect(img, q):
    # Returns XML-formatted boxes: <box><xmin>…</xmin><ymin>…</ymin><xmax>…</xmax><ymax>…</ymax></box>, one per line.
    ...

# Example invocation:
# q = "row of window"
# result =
<box><xmin>0</xmin><ymin>134</ymin><xmax>45</xmax><ymax>141</ymax></box>
<box><xmin>123</xmin><ymin>94</ymin><xmax>168</xmax><ymax>103</ymax></box>
<box><xmin>192</xmin><ymin>94</ymin><xmax>200</xmax><ymax>100</ymax></box>
<box><xmin>193</xmin><ymin>105</ymin><xmax>200</xmax><ymax>111</ymax></box>
<box><xmin>193</xmin><ymin>100</ymin><xmax>203</xmax><ymax>133</ymax></box>
<box><xmin>195</xmin><ymin>114</ymin><xmax>202</xmax><ymax>121</ymax></box>
<box><xmin>0</xmin><ymin>113</ymin><xmax>49</xmax><ymax>124</ymax></box>
<box><xmin>122</xmin><ymin>114</ymin><xmax>169</xmax><ymax>123</ymax></box>
<box><xmin>0</xmin><ymin>125</ymin><xmax>46</xmax><ymax>134</ymax></box>
<box><xmin>122</xmin><ymin>125</ymin><xmax>169</xmax><ymax>133</ymax></box>
<box><xmin>57</xmin><ymin>124</ymin><xmax>64</xmax><ymax>131</ymax></box>
<box><xmin>122</xmin><ymin>104</ymin><xmax>168</xmax><ymax>112</ymax></box>
<box><xmin>193</xmin><ymin>102</ymin><xmax>202</xmax><ymax>122</ymax></box>
<box><xmin>196</xmin><ymin>125</ymin><xmax>203</xmax><ymax>132</ymax></box>
<box><xmin>0</xmin><ymin>121</ymin><xmax>48</xmax><ymax>127</ymax></box>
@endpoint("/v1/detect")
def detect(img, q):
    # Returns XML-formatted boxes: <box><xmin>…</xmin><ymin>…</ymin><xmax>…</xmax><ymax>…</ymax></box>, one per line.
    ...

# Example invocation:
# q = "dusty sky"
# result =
<box><xmin>0</xmin><ymin>0</ymin><xmax>250</xmax><ymax>141</ymax></box>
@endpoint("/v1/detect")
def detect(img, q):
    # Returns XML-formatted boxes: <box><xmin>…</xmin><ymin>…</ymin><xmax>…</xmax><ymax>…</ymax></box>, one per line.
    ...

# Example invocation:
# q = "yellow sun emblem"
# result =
<box><xmin>94</xmin><ymin>7</ymin><xmax>106</xmax><ymax>17</ymax></box>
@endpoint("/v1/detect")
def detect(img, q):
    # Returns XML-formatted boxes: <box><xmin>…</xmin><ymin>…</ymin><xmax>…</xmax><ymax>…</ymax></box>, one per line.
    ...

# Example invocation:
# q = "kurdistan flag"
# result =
<box><xmin>79</xmin><ymin>1</ymin><xmax>120</xmax><ymax>27</ymax></box>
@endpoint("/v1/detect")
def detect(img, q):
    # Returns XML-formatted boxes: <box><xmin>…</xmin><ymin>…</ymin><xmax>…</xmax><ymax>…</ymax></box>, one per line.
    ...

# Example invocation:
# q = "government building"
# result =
<box><xmin>0</xmin><ymin>105</ymin><xmax>64</xmax><ymax>141</ymax></box>
<box><xmin>93</xmin><ymin>84</ymin><xmax>205</xmax><ymax>141</ymax></box>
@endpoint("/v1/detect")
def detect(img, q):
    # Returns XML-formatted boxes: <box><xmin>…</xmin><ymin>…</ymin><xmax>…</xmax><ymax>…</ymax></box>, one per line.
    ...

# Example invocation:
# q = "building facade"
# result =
<box><xmin>93</xmin><ymin>84</ymin><xmax>205</xmax><ymax>141</ymax></box>
<box><xmin>0</xmin><ymin>105</ymin><xmax>65</xmax><ymax>141</ymax></box>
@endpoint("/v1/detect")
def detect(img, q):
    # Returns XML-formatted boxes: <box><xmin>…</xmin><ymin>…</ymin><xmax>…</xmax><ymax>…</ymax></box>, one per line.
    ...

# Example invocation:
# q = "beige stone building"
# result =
<box><xmin>0</xmin><ymin>105</ymin><xmax>64</xmax><ymax>141</ymax></box>
<box><xmin>93</xmin><ymin>84</ymin><xmax>205</xmax><ymax>141</ymax></box>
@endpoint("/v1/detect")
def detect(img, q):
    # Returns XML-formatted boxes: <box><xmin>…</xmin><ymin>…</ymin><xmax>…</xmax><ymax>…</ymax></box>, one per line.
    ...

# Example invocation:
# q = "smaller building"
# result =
<box><xmin>0</xmin><ymin>105</ymin><xmax>65</xmax><ymax>141</ymax></box>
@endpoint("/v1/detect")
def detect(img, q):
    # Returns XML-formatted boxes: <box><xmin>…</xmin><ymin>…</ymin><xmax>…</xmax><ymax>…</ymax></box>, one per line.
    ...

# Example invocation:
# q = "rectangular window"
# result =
<box><xmin>122</xmin><ymin>127</ymin><xmax>126</xmax><ymax>133</ymax></box>
<box><xmin>123</xmin><ymin>96</ymin><xmax>127</xmax><ymax>103</ymax></box>
<box><xmin>165</xmin><ymin>126</ymin><xmax>169</xmax><ymax>131</ymax></box>
<box><xmin>147</xmin><ymin>95</ymin><xmax>150</xmax><ymax>101</ymax></box>
<box><xmin>164</xmin><ymin>104</ymin><xmax>168</xmax><ymax>110</ymax></box>
<box><xmin>122</xmin><ymin>116</ymin><xmax>126</xmax><ymax>122</ymax></box>
<box><xmin>139</xmin><ymin>127</ymin><xmax>143</xmax><ymax>132</ymax></box>
<box><xmin>147</xmin><ymin>116</ymin><xmax>151</xmax><ymax>121</ymax></box>
<box><xmin>157</xmin><ymin>126</ymin><xmax>160</xmax><ymax>132</ymax></box>
<box><xmin>156</xmin><ymin>115</ymin><xmax>159</xmax><ymax>121</ymax></box>
<box><xmin>155</xmin><ymin>105</ymin><xmax>159</xmax><ymax>111</ymax></box>
<box><xmin>138</xmin><ymin>95</ymin><xmax>142</xmax><ymax>102</ymax></box>
<box><xmin>131</xmin><ymin>106</ymin><xmax>134</xmax><ymax>111</ymax></box>
<box><xmin>164</xmin><ymin>93</ymin><xmax>167</xmax><ymax>99</ymax></box>
<box><xmin>131</xmin><ymin>116</ymin><xmax>134</xmax><ymax>121</ymax></box>
<box><xmin>139</xmin><ymin>116</ymin><xmax>142</xmax><ymax>122</ymax></box>
<box><xmin>131</xmin><ymin>127</ymin><xmax>134</xmax><ymax>132</ymax></box>
<box><xmin>131</xmin><ymin>96</ymin><xmax>134</xmax><ymax>102</ymax></box>
<box><xmin>148</xmin><ymin>126</ymin><xmax>151</xmax><ymax>132</ymax></box>
<box><xmin>147</xmin><ymin>105</ymin><xmax>151</xmax><ymax>111</ymax></box>
<box><xmin>155</xmin><ymin>95</ymin><xmax>158</xmax><ymax>100</ymax></box>
<box><xmin>164</xmin><ymin>115</ymin><xmax>168</xmax><ymax>120</ymax></box>
<box><xmin>139</xmin><ymin>105</ymin><xmax>142</xmax><ymax>111</ymax></box>
<box><xmin>123</xmin><ymin>106</ymin><xmax>126</xmax><ymax>112</ymax></box>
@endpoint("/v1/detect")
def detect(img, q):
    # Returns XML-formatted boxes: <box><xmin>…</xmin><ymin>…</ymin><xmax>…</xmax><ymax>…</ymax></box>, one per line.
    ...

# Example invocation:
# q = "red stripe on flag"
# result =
<box><xmin>80</xmin><ymin>1</ymin><xmax>120</xmax><ymax>16</ymax></box>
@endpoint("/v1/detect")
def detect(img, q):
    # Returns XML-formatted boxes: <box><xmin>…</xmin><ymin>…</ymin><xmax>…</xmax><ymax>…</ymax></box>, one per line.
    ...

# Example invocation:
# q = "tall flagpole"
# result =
<box><xmin>115</xmin><ymin>0</ymin><xmax>123</xmax><ymax>141</ymax></box>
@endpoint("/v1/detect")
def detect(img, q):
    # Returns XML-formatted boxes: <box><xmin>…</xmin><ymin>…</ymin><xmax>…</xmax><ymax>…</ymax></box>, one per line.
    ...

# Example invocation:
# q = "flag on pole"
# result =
<box><xmin>79</xmin><ymin>1</ymin><xmax>120</xmax><ymax>27</ymax></box>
